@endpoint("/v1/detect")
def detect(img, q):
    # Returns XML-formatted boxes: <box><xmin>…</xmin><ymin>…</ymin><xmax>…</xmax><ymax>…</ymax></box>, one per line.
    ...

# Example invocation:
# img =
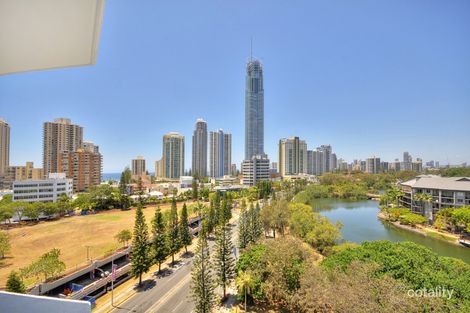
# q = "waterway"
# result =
<box><xmin>311</xmin><ymin>199</ymin><xmax>470</xmax><ymax>264</ymax></box>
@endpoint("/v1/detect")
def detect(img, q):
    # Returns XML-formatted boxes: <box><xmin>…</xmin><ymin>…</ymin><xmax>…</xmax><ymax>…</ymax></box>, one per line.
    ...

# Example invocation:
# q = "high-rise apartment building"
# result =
<box><xmin>209</xmin><ymin>129</ymin><xmax>232</xmax><ymax>178</ymax></box>
<box><xmin>159</xmin><ymin>132</ymin><xmax>185</xmax><ymax>179</ymax></box>
<box><xmin>43</xmin><ymin>118</ymin><xmax>83</xmax><ymax>176</ymax></box>
<box><xmin>0</xmin><ymin>118</ymin><xmax>10</xmax><ymax>176</ymax></box>
<box><xmin>318</xmin><ymin>145</ymin><xmax>332</xmax><ymax>173</ymax></box>
<box><xmin>245</xmin><ymin>59</ymin><xmax>264</xmax><ymax>160</ymax></box>
<box><xmin>307</xmin><ymin>150</ymin><xmax>316</xmax><ymax>175</ymax></box>
<box><xmin>366</xmin><ymin>156</ymin><xmax>381</xmax><ymax>174</ymax></box>
<box><xmin>132</xmin><ymin>156</ymin><xmax>146</xmax><ymax>177</ymax></box>
<box><xmin>278</xmin><ymin>136</ymin><xmax>307</xmax><ymax>177</ymax></box>
<box><xmin>402</xmin><ymin>151</ymin><xmax>412</xmax><ymax>171</ymax></box>
<box><xmin>331</xmin><ymin>153</ymin><xmax>338</xmax><ymax>172</ymax></box>
<box><xmin>192</xmin><ymin>118</ymin><xmax>208</xmax><ymax>177</ymax></box>
<box><xmin>59</xmin><ymin>143</ymin><xmax>102</xmax><ymax>192</ymax></box>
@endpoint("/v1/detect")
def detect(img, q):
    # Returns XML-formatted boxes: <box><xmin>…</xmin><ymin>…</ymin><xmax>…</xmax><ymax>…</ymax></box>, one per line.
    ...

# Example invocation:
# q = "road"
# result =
<box><xmin>112</xmin><ymin>212</ymin><xmax>239</xmax><ymax>313</ymax></box>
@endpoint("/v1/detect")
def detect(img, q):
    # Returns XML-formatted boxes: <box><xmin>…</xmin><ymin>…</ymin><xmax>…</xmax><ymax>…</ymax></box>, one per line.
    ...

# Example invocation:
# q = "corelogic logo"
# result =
<box><xmin>407</xmin><ymin>287</ymin><xmax>454</xmax><ymax>300</ymax></box>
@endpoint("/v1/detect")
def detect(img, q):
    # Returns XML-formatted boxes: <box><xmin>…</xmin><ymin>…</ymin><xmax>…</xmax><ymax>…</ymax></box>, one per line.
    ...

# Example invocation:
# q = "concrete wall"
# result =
<box><xmin>0</xmin><ymin>291</ymin><xmax>91</xmax><ymax>313</ymax></box>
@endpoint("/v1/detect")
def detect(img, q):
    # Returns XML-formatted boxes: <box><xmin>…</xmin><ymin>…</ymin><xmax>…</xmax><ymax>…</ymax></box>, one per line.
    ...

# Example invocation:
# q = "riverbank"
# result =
<box><xmin>377</xmin><ymin>211</ymin><xmax>461</xmax><ymax>246</ymax></box>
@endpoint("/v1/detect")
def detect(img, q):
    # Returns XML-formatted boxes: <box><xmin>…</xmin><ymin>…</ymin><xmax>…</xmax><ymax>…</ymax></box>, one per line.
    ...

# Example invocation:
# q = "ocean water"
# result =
<box><xmin>102</xmin><ymin>173</ymin><xmax>121</xmax><ymax>182</ymax></box>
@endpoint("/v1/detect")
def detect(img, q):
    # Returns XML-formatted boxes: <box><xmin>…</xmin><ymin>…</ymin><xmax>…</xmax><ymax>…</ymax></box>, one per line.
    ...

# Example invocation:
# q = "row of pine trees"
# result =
<box><xmin>190</xmin><ymin>198</ymin><xmax>263</xmax><ymax>313</ymax></box>
<box><xmin>131</xmin><ymin>197</ymin><xmax>193</xmax><ymax>285</ymax></box>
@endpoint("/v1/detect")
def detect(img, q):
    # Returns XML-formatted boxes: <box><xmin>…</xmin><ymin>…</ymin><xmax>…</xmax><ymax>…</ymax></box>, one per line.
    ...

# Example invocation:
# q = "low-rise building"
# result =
<box><xmin>12</xmin><ymin>173</ymin><xmax>73</xmax><ymax>202</ymax></box>
<box><xmin>399</xmin><ymin>175</ymin><xmax>470</xmax><ymax>221</ymax></box>
<box><xmin>241</xmin><ymin>154</ymin><xmax>270</xmax><ymax>186</ymax></box>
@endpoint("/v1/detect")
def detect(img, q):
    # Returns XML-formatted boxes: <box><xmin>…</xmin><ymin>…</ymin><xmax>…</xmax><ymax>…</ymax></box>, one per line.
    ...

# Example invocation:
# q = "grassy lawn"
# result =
<box><xmin>0</xmin><ymin>201</ymin><xmax>196</xmax><ymax>288</ymax></box>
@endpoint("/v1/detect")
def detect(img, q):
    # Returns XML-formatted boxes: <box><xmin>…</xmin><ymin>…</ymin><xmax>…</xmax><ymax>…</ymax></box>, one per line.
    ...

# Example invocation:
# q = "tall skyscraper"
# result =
<box><xmin>192</xmin><ymin>118</ymin><xmax>208</xmax><ymax>177</ymax></box>
<box><xmin>132</xmin><ymin>156</ymin><xmax>146</xmax><ymax>177</ymax></box>
<box><xmin>160</xmin><ymin>132</ymin><xmax>185</xmax><ymax>179</ymax></box>
<box><xmin>209</xmin><ymin>129</ymin><xmax>232</xmax><ymax>178</ymax></box>
<box><xmin>245</xmin><ymin>58</ymin><xmax>264</xmax><ymax>160</ymax></box>
<box><xmin>43</xmin><ymin>118</ymin><xmax>83</xmax><ymax>176</ymax></box>
<box><xmin>278</xmin><ymin>136</ymin><xmax>307</xmax><ymax>177</ymax></box>
<box><xmin>0</xmin><ymin>118</ymin><xmax>10</xmax><ymax>176</ymax></box>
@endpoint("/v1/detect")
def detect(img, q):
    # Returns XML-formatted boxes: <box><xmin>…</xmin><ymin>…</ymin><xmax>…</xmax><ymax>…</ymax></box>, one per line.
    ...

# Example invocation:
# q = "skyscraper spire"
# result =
<box><xmin>250</xmin><ymin>37</ymin><xmax>253</xmax><ymax>61</ymax></box>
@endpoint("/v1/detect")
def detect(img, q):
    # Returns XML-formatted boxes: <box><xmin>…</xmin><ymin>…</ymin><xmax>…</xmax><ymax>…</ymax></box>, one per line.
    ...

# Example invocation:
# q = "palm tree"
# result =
<box><xmin>389</xmin><ymin>187</ymin><xmax>404</xmax><ymax>207</ymax></box>
<box><xmin>193</xmin><ymin>201</ymin><xmax>205</xmax><ymax>219</ymax></box>
<box><xmin>414</xmin><ymin>192</ymin><xmax>433</xmax><ymax>220</ymax></box>
<box><xmin>236</xmin><ymin>271</ymin><xmax>253</xmax><ymax>311</ymax></box>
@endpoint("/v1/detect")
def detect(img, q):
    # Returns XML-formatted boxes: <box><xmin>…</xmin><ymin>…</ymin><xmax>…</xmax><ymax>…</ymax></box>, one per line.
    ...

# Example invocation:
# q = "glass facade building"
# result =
<box><xmin>245</xmin><ymin>59</ymin><xmax>264</xmax><ymax>160</ymax></box>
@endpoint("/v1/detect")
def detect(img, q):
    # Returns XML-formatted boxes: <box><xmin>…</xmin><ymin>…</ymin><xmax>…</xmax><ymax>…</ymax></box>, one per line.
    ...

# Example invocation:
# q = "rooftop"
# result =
<box><xmin>400</xmin><ymin>175</ymin><xmax>470</xmax><ymax>192</ymax></box>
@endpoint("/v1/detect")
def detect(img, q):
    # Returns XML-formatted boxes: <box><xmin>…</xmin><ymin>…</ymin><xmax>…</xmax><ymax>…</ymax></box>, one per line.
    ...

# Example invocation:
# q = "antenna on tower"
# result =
<box><xmin>250</xmin><ymin>37</ymin><xmax>253</xmax><ymax>61</ymax></box>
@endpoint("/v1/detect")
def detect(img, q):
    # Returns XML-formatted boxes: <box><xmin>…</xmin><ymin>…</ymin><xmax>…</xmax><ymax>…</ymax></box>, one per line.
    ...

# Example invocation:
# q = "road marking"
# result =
<box><xmin>144</xmin><ymin>275</ymin><xmax>191</xmax><ymax>313</ymax></box>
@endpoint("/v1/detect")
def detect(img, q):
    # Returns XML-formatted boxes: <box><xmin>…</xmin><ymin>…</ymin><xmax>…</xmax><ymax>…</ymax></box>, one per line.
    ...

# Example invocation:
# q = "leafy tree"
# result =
<box><xmin>22</xmin><ymin>248</ymin><xmax>65</xmax><ymax>281</ymax></box>
<box><xmin>260</xmin><ymin>200</ymin><xmax>290</xmax><ymax>238</ymax></box>
<box><xmin>167</xmin><ymin>198</ymin><xmax>181</xmax><ymax>266</ymax></box>
<box><xmin>23</xmin><ymin>203</ymin><xmax>39</xmax><ymax>221</ymax></box>
<box><xmin>451</xmin><ymin>206</ymin><xmax>470</xmax><ymax>232</ymax></box>
<box><xmin>288</xmin><ymin>202</ymin><xmax>342</xmax><ymax>254</ymax></box>
<box><xmin>131</xmin><ymin>204</ymin><xmax>151</xmax><ymax>286</ymax></box>
<box><xmin>0</xmin><ymin>203</ymin><xmax>13</xmax><ymax>224</ymax></box>
<box><xmin>180</xmin><ymin>203</ymin><xmax>192</xmax><ymax>253</ymax></box>
<box><xmin>322</xmin><ymin>240</ymin><xmax>470</xmax><ymax>309</ymax></box>
<box><xmin>115</xmin><ymin>229</ymin><xmax>132</xmax><ymax>247</ymax></box>
<box><xmin>190</xmin><ymin>229</ymin><xmax>216</xmax><ymax>313</ymax></box>
<box><xmin>296</xmin><ymin>261</ymin><xmax>444</xmax><ymax>313</ymax></box>
<box><xmin>152</xmin><ymin>206</ymin><xmax>167</xmax><ymax>272</ymax></box>
<box><xmin>0</xmin><ymin>230</ymin><xmax>11</xmax><ymax>259</ymax></box>
<box><xmin>236</xmin><ymin>237</ymin><xmax>316</xmax><ymax>308</ymax></box>
<box><xmin>213</xmin><ymin>222</ymin><xmax>235</xmax><ymax>298</ymax></box>
<box><xmin>56</xmin><ymin>194</ymin><xmax>71</xmax><ymax>216</ymax></box>
<box><xmin>6</xmin><ymin>271</ymin><xmax>26</xmax><ymax>293</ymax></box>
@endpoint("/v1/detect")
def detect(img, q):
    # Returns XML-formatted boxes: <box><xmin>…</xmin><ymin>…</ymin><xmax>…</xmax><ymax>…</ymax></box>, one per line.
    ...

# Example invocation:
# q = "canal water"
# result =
<box><xmin>311</xmin><ymin>199</ymin><xmax>470</xmax><ymax>264</ymax></box>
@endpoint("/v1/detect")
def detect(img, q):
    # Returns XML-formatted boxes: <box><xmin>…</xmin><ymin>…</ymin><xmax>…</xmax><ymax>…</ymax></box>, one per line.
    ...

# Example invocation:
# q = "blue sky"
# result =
<box><xmin>1</xmin><ymin>0</ymin><xmax>469</xmax><ymax>172</ymax></box>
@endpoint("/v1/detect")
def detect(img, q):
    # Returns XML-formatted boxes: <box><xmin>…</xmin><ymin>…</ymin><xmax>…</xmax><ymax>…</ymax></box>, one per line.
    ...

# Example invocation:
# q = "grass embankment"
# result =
<box><xmin>0</xmin><ymin>202</ymin><xmax>197</xmax><ymax>288</ymax></box>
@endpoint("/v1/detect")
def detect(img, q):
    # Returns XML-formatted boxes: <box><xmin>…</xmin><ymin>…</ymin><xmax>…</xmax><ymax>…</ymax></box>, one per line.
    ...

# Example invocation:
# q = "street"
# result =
<box><xmin>111</xmin><ymin>212</ymin><xmax>239</xmax><ymax>313</ymax></box>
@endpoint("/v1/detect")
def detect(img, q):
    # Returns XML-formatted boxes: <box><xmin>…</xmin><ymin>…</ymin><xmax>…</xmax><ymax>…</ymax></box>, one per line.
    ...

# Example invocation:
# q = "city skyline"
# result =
<box><xmin>1</xmin><ymin>1</ymin><xmax>469</xmax><ymax>172</ymax></box>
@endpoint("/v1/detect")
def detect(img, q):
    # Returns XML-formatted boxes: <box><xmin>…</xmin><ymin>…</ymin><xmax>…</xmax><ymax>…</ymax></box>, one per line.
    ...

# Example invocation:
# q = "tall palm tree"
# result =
<box><xmin>193</xmin><ymin>201</ymin><xmax>206</xmax><ymax>219</ymax></box>
<box><xmin>236</xmin><ymin>271</ymin><xmax>253</xmax><ymax>311</ymax></box>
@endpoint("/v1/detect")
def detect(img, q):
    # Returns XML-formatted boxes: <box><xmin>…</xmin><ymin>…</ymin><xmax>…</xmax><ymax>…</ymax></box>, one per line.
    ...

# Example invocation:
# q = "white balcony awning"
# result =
<box><xmin>0</xmin><ymin>0</ymin><xmax>105</xmax><ymax>75</ymax></box>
